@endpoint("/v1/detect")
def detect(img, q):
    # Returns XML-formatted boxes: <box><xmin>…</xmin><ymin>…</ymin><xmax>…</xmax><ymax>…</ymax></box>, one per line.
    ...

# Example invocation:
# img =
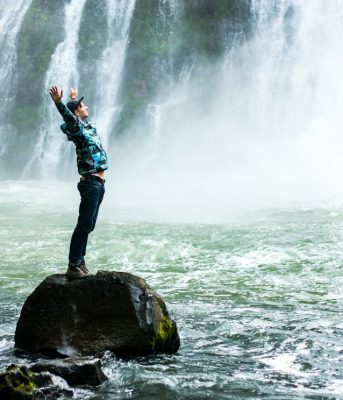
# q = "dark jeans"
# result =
<box><xmin>69</xmin><ymin>178</ymin><xmax>105</xmax><ymax>265</ymax></box>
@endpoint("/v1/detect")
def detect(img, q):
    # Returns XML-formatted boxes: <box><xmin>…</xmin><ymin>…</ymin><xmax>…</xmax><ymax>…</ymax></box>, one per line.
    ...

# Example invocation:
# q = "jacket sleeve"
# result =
<box><xmin>55</xmin><ymin>101</ymin><xmax>83</xmax><ymax>137</ymax></box>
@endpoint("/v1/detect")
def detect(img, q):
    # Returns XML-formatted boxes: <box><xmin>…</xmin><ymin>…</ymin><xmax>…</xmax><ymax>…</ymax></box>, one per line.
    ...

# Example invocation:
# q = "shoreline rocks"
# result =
<box><xmin>30</xmin><ymin>357</ymin><xmax>107</xmax><ymax>387</ymax></box>
<box><xmin>0</xmin><ymin>357</ymin><xmax>107</xmax><ymax>399</ymax></box>
<box><xmin>0</xmin><ymin>365</ymin><xmax>73</xmax><ymax>399</ymax></box>
<box><xmin>15</xmin><ymin>271</ymin><xmax>180</xmax><ymax>358</ymax></box>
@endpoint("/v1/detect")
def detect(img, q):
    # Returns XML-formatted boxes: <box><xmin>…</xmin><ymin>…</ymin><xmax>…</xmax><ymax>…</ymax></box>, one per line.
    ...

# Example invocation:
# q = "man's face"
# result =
<box><xmin>75</xmin><ymin>102</ymin><xmax>89</xmax><ymax>119</ymax></box>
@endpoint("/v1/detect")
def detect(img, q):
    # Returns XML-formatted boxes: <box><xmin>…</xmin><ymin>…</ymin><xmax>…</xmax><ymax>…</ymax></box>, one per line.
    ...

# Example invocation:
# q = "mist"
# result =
<box><xmin>1</xmin><ymin>0</ymin><xmax>343</xmax><ymax>221</ymax></box>
<box><xmin>105</xmin><ymin>0</ymin><xmax>343</xmax><ymax>221</ymax></box>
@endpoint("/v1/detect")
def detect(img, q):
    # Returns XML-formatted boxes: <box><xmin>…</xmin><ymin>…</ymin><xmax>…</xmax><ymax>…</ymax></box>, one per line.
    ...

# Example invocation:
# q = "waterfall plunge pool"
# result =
<box><xmin>0</xmin><ymin>181</ymin><xmax>342</xmax><ymax>399</ymax></box>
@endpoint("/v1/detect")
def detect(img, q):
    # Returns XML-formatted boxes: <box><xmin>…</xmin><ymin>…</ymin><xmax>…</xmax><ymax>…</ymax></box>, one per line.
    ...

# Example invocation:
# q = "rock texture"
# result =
<box><xmin>0</xmin><ymin>365</ymin><xmax>73</xmax><ymax>399</ymax></box>
<box><xmin>15</xmin><ymin>271</ymin><xmax>180</xmax><ymax>357</ymax></box>
<box><xmin>30</xmin><ymin>357</ymin><xmax>107</xmax><ymax>386</ymax></box>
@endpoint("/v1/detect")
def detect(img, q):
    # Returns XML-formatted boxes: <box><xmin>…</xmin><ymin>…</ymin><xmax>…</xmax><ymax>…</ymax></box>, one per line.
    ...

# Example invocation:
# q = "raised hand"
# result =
<box><xmin>70</xmin><ymin>87</ymin><xmax>78</xmax><ymax>100</ymax></box>
<box><xmin>49</xmin><ymin>86</ymin><xmax>63</xmax><ymax>103</ymax></box>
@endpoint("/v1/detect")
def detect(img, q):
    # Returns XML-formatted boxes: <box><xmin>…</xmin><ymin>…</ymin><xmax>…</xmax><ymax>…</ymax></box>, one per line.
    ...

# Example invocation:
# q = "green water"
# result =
<box><xmin>1</xmin><ymin>182</ymin><xmax>343</xmax><ymax>399</ymax></box>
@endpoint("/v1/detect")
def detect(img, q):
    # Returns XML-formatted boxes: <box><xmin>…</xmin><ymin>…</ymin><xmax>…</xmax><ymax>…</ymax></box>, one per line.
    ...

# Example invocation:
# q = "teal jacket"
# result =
<box><xmin>55</xmin><ymin>101</ymin><xmax>108</xmax><ymax>176</ymax></box>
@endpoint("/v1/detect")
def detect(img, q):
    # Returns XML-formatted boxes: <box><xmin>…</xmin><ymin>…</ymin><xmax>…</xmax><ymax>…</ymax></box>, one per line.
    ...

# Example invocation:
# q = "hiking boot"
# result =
<box><xmin>66</xmin><ymin>263</ymin><xmax>88</xmax><ymax>279</ymax></box>
<box><xmin>79</xmin><ymin>260</ymin><xmax>89</xmax><ymax>274</ymax></box>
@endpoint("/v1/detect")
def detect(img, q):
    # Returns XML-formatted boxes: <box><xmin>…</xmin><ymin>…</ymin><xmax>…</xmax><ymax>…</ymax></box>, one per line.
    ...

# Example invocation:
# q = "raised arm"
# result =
<box><xmin>49</xmin><ymin>85</ymin><xmax>63</xmax><ymax>103</ymax></box>
<box><xmin>49</xmin><ymin>86</ymin><xmax>74</xmax><ymax>122</ymax></box>
<box><xmin>69</xmin><ymin>87</ymin><xmax>78</xmax><ymax>100</ymax></box>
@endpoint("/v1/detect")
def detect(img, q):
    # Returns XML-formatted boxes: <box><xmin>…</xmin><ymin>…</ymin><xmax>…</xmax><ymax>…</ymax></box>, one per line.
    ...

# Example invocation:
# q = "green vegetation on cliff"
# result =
<box><xmin>2</xmin><ymin>0</ymin><xmax>253</xmax><ymax>174</ymax></box>
<box><xmin>7</xmin><ymin>0</ymin><xmax>64</xmax><ymax>173</ymax></box>
<box><xmin>116</xmin><ymin>0</ymin><xmax>251</xmax><ymax>137</ymax></box>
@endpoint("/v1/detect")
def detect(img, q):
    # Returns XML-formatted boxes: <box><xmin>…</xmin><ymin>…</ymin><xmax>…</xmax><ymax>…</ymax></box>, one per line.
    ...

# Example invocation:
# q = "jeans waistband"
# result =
<box><xmin>80</xmin><ymin>174</ymin><xmax>105</xmax><ymax>184</ymax></box>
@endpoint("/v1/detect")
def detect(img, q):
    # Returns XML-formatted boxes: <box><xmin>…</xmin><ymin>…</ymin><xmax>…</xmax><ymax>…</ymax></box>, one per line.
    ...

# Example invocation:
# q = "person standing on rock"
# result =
<box><xmin>49</xmin><ymin>86</ymin><xmax>108</xmax><ymax>278</ymax></box>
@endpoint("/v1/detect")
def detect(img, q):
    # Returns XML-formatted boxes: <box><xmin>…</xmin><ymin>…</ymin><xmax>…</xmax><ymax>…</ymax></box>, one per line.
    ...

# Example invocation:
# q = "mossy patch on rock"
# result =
<box><xmin>153</xmin><ymin>316</ymin><xmax>178</xmax><ymax>352</ymax></box>
<box><xmin>0</xmin><ymin>365</ymin><xmax>50</xmax><ymax>399</ymax></box>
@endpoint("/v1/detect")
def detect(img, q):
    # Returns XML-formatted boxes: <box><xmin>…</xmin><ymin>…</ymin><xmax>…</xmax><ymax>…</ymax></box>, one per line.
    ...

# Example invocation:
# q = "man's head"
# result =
<box><xmin>67</xmin><ymin>96</ymin><xmax>89</xmax><ymax>119</ymax></box>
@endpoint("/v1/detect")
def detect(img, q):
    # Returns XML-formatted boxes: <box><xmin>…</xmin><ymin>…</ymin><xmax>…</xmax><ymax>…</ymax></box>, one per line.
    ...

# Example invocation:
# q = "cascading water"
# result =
<box><xmin>20</xmin><ymin>0</ymin><xmax>136</xmax><ymax>178</ymax></box>
<box><xmin>138</xmin><ymin>0</ymin><xmax>185</xmax><ymax>165</ymax></box>
<box><xmin>2</xmin><ymin>3</ymin><xmax>343</xmax><ymax>399</ymax></box>
<box><xmin>0</xmin><ymin>0</ymin><xmax>342</xmax><ymax>195</ymax></box>
<box><xmin>110</xmin><ymin>0</ymin><xmax>343</xmax><ymax>216</ymax></box>
<box><xmin>219</xmin><ymin>0</ymin><xmax>343</xmax><ymax>204</ymax></box>
<box><xmin>93</xmin><ymin>0</ymin><xmax>136</xmax><ymax>149</ymax></box>
<box><xmin>0</xmin><ymin>0</ymin><xmax>32</xmax><ymax>158</ymax></box>
<box><xmin>22</xmin><ymin>0</ymin><xmax>87</xmax><ymax>178</ymax></box>
<box><xmin>230</xmin><ymin>0</ymin><xmax>342</xmax><ymax>141</ymax></box>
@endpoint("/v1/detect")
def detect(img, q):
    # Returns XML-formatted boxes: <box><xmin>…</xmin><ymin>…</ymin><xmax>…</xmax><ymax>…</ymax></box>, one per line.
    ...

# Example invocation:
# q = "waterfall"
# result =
<box><xmin>227</xmin><ymin>0</ymin><xmax>338</xmax><ymax>139</ymax></box>
<box><xmin>0</xmin><ymin>0</ymin><xmax>32</xmax><ymax>157</ymax></box>
<box><xmin>110</xmin><ymin>0</ymin><xmax>343</xmax><ymax>211</ymax></box>
<box><xmin>1</xmin><ymin>0</ymin><xmax>343</xmax><ymax>200</ymax></box>
<box><xmin>93</xmin><ymin>0</ymin><xmax>136</xmax><ymax>149</ymax></box>
<box><xmin>22</xmin><ymin>0</ymin><xmax>136</xmax><ymax>178</ymax></box>
<box><xmin>225</xmin><ymin>0</ymin><xmax>343</xmax><ymax>200</ymax></box>
<box><xmin>22</xmin><ymin>0</ymin><xmax>88</xmax><ymax>178</ymax></box>
<box><xmin>133</xmin><ymin>0</ymin><xmax>186</xmax><ymax>167</ymax></box>
<box><xmin>221</xmin><ymin>0</ymin><xmax>343</xmax><ymax>182</ymax></box>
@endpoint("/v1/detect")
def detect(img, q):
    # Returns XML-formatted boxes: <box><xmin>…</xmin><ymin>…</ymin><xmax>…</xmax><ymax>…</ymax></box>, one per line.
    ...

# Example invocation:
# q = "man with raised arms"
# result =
<box><xmin>49</xmin><ymin>86</ymin><xmax>108</xmax><ymax>278</ymax></box>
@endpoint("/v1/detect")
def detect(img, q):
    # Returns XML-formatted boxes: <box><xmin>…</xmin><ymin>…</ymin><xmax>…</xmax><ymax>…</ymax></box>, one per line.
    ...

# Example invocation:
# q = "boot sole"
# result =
<box><xmin>65</xmin><ymin>271</ymin><xmax>88</xmax><ymax>279</ymax></box>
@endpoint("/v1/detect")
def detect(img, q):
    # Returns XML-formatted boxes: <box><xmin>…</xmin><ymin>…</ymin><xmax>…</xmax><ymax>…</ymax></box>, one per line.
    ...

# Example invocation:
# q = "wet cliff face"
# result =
<box><xmin>7</xmin><ymin>1</ymin><xmax>65</xmax><ymax>167</ymax></box>
<box><xmin>117</xmin><ymin>0</ymin><xmax>251</xmax><ymax>134</ymax></box>
<box><xmin>0</xmin><ymin>0</ymin><xmax>251</xmax><ymax>178</ymax></box>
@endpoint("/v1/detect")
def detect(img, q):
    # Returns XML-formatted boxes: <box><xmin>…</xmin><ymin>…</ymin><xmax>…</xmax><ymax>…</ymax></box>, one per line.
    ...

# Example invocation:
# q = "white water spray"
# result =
<box><xmin>22</xmin><ymin>0</ymin><xmax>87</xmax><ymax>178</ymax></box>
<box><xmin>94</xmin><ymin>0</ymin><xmax>136</xmax><ymax>148</ymax></box>
<box><xmin>221</xmin><ymin>0</ymin><xmax>343</xmax><ymax>203</ymax></box>
<box><xmin>21</xmin><ymin>0</ymin><xmax>136</xmax><ymax>177</ymax></box>
<box><xmin>0</xmin><ymin>0</ymin><xmax>32</xmax><ymax>157</ymax></box>
<box><xmin>1</xmin><ymin>0</ymin><xmax>343</xmax><ymax>219</ymax></box>
<box><xmin>111</xmin><ymin>0</ymin><xmax>343</xmax><ymax>220</ymax></box>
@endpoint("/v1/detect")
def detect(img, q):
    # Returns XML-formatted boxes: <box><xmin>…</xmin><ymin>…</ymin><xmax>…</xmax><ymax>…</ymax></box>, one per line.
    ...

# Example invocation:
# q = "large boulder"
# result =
<box><xmin>15</xmin><ymin>271</ymin><xmax>180</xmax><ymax>358</ymax></box>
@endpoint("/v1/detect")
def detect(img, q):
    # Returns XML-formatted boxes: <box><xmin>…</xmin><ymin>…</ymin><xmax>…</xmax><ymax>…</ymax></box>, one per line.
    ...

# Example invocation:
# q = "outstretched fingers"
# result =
<box><xmin>49</xmin><ymin>85</ymin><xmax>57</xmax><ymax>95</ymax></box>
<box><xmin>49</xmin><ymin>86</ymin><xmax>63</xmax><ymax>103</ymax></box>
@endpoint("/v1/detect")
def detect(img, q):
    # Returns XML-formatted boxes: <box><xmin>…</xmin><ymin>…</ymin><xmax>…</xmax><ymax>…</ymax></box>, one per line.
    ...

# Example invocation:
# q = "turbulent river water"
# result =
<box><xmin>1</xmin><ymin>181</ymin><xmax>343</xmax><ymax>399</ymax></box>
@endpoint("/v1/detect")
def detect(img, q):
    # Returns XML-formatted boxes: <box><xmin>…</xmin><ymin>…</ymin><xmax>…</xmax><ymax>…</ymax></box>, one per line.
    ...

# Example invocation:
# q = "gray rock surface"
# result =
<box><xmin>15</xmin><ymin>271</ymin><xmax>180</xmax><ymax>357</ymax></box>
<box><xmin>30</xmin><ymin>357</ymin><xmax>107</xmax><ymax>386</ymax></box>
